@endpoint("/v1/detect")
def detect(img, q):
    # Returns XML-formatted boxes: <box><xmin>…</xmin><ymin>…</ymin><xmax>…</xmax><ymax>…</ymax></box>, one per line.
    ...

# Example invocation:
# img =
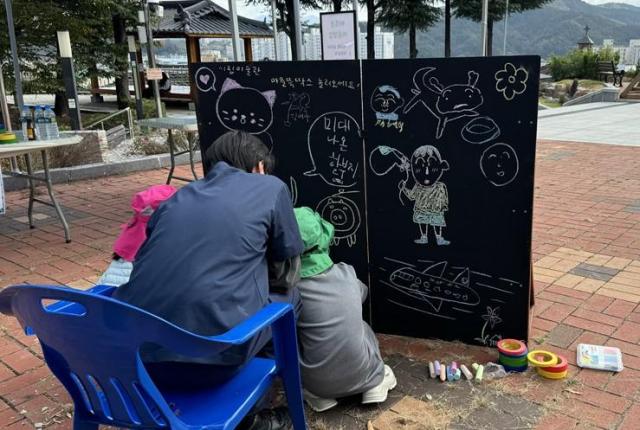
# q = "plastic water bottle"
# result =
<box><xmin>20</xmin><ymin>105</ymin><xmax>32</xmax><ymax>141</ymax></box>
<box><xmin>34</xmin><ymin>106</ymin><xmax>47</xmax><ymax>140</ymax></box>
<box><xmin>44</xmin><ymin>106</ymin><xmax>59</xmax><ymax>139</ymax></box>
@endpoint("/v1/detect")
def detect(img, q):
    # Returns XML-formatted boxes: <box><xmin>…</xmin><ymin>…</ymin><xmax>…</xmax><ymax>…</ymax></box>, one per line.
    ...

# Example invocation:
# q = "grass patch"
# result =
<box><xmin>539</xmin><ymin>97</ymin><xmax>562</xmax><ymax>109</ymax></box>
<box><xmin>557</xmin><ymin>79</ymin><xmax>606</xmax><ymax>90</ymax></box>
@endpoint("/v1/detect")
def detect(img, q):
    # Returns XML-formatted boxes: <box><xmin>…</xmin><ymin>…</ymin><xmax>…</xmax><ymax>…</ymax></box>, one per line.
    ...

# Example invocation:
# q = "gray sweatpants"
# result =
<box><xmin>296</xmin><ymin>263</ymin><xmax>385</xmax><ymax>398</ymax></box>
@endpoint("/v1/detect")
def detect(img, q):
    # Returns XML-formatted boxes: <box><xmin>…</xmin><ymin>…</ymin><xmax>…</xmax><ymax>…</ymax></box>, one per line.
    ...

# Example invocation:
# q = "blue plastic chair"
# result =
<box><xmin>0</xmin><ymin>284</ymin><xmax>307</xmax><ymax>430</ymax></box>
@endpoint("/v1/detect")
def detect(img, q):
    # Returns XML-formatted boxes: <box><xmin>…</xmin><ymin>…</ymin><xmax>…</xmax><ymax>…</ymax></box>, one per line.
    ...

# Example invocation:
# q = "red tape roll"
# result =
<box><xmin>540</xmin><ymin>354</ymin><xmax>568</xmax><ymax>373</ymax></box>
<box><xmin>497</xmin><ymin>339</ymin><xmax>527</xmax><ymax>357</ymax></box>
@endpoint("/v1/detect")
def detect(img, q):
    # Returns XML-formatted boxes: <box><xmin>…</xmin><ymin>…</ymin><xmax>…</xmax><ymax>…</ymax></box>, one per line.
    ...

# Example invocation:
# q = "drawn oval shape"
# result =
<box><xmin>461</xmin><ymin>116</ymin><xmax>500</xmax><ymax>144</ymax></box>
<box><xmin>389</xmin><ymin>267</ymin><xmax>480</xmax><ymax>306</ymax></box>
<box><xmin>480</xmin><ymin>143</ymin><xmax>519</xmax><ymax>187</ymax></box>
<box><xmin>316</xmin><ymin>193</ymin><xmax>361</xmax><ymax>241</ymax></box>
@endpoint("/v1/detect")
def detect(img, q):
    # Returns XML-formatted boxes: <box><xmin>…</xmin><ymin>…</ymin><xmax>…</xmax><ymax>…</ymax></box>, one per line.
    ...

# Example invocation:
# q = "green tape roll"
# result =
<box><xmin>499</xmin><ymin>352</ymin><xmax>528</xmax><ymax>368</ymax></box>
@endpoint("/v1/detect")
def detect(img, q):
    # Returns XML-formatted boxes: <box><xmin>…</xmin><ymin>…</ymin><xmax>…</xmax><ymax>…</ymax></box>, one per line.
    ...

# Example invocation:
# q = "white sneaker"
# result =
<box><xmin>361</xmin><ymin>365</ymin><xmax>397</xmax><ymax>405</ymax></box>
<box><xmin>303</xmin><ymin>389</ymin><xmax>338</xmax><ymax>412</ymax></box>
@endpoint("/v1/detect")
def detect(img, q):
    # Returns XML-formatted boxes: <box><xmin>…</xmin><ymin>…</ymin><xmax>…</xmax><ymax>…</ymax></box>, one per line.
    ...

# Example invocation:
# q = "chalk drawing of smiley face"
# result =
<box><xmin>480</xmin><ymin>143</ymin><xmax>519</xmax><ymax>187</ymax></box>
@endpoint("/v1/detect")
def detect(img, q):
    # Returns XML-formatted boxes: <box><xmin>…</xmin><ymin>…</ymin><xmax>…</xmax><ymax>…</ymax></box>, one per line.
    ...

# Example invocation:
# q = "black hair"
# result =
<box><xmin>205</xmin><ymin>131</ymin><xmax>275</xmax><ymax>174</ymax></box>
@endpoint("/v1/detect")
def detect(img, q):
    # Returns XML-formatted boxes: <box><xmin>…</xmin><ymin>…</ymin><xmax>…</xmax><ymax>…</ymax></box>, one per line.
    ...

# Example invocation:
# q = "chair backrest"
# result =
<box><xmin>0</xmin><ymin>285</ymin><xmax>229</xmax><ymax>428</ymax></box>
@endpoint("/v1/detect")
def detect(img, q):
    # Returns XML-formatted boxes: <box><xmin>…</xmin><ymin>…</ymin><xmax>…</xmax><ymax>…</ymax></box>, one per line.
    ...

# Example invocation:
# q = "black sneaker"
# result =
<box><xmin>239</xmin><ymin>407</ymin><xmax>293</xmax><ymax>430</ymax></box>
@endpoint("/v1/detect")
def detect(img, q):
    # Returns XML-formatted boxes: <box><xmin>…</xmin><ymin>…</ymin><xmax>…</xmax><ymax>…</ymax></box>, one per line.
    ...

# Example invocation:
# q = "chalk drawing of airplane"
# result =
<box><xmin>386</xmin><ymin>261</ymin><xmax>480</xmax><ymax>313</ymax></box>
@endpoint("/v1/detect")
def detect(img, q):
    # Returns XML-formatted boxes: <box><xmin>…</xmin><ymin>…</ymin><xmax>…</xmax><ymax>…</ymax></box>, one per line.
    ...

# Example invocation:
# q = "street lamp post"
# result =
<box><xmin>503</xmin><ymin>0</ymin><xmax>510</xmax><ymax>55</ymax></box>
<box><xmin>481</xmin><ymin>0</ymin><xmax>489</xmax><ymax>56</ymax></box>
<box><xmin>271</xmin><ymin>0</ymin><xmax>279</xmax><ymax>60</ymax></box>
<box><xmin>353</xmin><ymin>0</ymin><xmax>360</xmax><ymax>59</ymax></box>
<box><xmin>292</xmin><ymin>0</ymin><xmax>303</xmax><ymax>60</ymax></box>
<box><xmin>128</xmin><ymin>36</ymin><xmax>144</xmax><ymax>120</ymax></box>
<box><xmin>56</xmin><ymin>31</ymin><xmax>82</xmax><ymax>130</ymax></box>
<box><xmin>228</xmin><ymin>0</ymin><xmax>242</xmax><ymax>61</ymax></box>
<box><xmin>141</xmin><ymin>1</ymin><xmax>163</xmax><ymax>117</ymax></box>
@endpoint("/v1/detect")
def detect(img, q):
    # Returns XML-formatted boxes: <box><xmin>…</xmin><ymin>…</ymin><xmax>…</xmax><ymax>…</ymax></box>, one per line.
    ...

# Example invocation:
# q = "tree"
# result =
<box><xmin>361</xmin><ymin>0</ymin><xmax>382</xmax><ymax>59</ymax></box>
<box><xmin>444</xmin><ymin>0</ymin><xmax>451</xmax><ymax>57</ymax></box>
<box><xmin>320</xmin><ymin>0</ymin><xmax>349</xmax><ymax>11</ymax></box>
<box><xmin>377</xmin><ymin>0</ymin><xmax>440</xmax><ymax>59</ymax></box>
<box><xmin>0</xmin><ymin>0</ymin><xmax>138</xmax><ymax>113</ymax></box>
<box><xmin>452</xmin><ymin>0</ymin><xmax>552</xmax><ymax>56</ymax></box>
<box><xmin>247</xmin><ymin>0</ymin><xmax>320</xmax><ymax>60</ymax></box>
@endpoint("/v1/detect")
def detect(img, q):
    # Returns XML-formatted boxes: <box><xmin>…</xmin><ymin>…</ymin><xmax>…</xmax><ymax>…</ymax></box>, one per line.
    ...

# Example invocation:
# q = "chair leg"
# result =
<box><xmin>272</xmin><ymin>311</ymin><xmax>307</xmax><ymax>430</ymax></box>
<box><xmin>73</xmin><ymin>416</ymin><xmax>98</xmax><ymax>430</ymax></box>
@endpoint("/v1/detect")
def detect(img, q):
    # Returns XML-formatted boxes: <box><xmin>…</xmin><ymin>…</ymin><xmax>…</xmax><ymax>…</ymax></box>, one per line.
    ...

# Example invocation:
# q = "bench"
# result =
<box><xmin>105</xmin><ymin>124</ymin><xmax>127</xmax><ymax>148</ymax></box>
<box><xmin>598</xmin><ymin>61</ymin><xmax>624</xmax><ymax>87</ymax></box>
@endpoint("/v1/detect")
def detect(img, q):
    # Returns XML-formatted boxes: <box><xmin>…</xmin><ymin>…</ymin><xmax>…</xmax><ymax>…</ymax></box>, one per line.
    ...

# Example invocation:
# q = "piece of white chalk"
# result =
<box><xmin>428</xmin><ymin>361</ymin><xmax>435</xmax><ymax>378</ymax></box>
<box><xmin>460</xmin><ymin>364</ymin><xmax>473</xmax><ymax>380</ymax></box>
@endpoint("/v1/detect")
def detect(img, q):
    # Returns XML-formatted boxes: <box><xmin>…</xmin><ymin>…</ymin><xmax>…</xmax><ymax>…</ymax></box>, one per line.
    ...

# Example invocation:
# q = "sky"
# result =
<box><xmin>208</xmin><ymin>0</ymin><xmax>640</xmax><ymax>21</ymax></box>
<box><xmin>585</xmin><ymin>0</ymin><xmax>640</xmax><ymax>4</ymax></box>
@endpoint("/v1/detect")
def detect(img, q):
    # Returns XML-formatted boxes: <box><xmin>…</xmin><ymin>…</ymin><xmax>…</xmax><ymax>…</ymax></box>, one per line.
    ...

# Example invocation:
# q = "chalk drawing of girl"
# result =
<box><xmin>399</xmin><ymin>145</ymin><xmax>450</xmax><ymax>246</ymax></box>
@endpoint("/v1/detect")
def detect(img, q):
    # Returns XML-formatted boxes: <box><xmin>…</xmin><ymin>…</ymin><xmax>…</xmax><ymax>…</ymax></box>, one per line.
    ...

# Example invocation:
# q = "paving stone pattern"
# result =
<box><xmin>0</xmin><ymin>139</ymin><xmax>639</xmax><ymax>429</ymax></box>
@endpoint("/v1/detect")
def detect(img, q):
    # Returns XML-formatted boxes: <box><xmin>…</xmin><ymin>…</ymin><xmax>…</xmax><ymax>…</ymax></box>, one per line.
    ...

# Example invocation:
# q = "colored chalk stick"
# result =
<box><xmin>451</xmin><ymin>361</ymin><xmax>458</xmax><ymax>372</ymax></box>
<box><xmin>475</xmin><ymin>365</ymin><xmax>484</xmax><ymax>381</ymax></box>
<box><xmin>434</xmin><ymin>360</ymin><xmax>441</xmax><ymax>375</ymax></box>
<box><xmin>454</xmin><ymin>369</ymin><xmax>461</xmax><ymax>381</ymax></box>
<box><xmin>446</xmin><ymin>365</ymin><xmax>454</xmax><ymax>381</ymax></box>
<box><xmin>460</xmin><ymin>364</ymin><xmax>473</xmax><ymax>380</ymax></box>
<box><xmin>429</xmin><ymin>361</ymin><xmax>435</xmax><ymax>378</ymax></box>
<box><xmin>439</xmin><ymin>363</ymin><xmax>446</xmax><ymax>382</ymax></box>
<box><xmin>471</xmin><ymin>363</ymin><xmax>479</xmax><ymax>371</ymax></box>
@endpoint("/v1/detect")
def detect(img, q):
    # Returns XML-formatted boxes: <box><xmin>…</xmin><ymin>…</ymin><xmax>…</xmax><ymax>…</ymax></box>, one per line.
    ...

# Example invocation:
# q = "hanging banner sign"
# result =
<box><xmin>320</xmin><ymin>11</ymin><xmax>357</xmax><ymax>60</ymax></box>
<box><xmin>146</xmin><ymin>68</ymin><xmax>163</xmax><ymax>81</ymax></box>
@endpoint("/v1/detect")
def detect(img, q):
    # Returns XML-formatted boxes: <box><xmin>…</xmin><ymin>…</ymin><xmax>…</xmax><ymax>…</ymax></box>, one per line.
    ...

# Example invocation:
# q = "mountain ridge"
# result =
<box><xmin>393</xmin><ymin>0</ymin><xmax>640</xmax><ymax>59</ymax></box>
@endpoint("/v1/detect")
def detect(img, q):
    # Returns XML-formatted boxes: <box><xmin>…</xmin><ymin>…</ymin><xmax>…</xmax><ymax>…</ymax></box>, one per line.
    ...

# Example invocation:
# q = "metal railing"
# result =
<box><xmin>84</xmin><ymin>107</ymin><xmax>135</xmax><ymax>140</ymax></box>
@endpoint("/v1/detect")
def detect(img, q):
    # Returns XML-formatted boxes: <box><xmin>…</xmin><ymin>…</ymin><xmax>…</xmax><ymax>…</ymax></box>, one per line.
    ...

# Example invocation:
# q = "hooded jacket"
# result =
<box><xmin>293</xmin><ymin>207</ymin><xmax>385</xmax><ymax>398</ymax></box>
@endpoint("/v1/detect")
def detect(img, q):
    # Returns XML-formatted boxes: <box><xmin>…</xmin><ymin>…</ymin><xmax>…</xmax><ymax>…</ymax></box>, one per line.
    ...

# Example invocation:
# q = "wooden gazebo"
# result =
<box><xmin>158</xmin><ymin>0</ymin><xmax>273</xmax><ymax>64</ymax></box>
<box><xmin>91</xmin><ymin>0</ymin><xmax>273</xmax><ymax>102</ymax></box>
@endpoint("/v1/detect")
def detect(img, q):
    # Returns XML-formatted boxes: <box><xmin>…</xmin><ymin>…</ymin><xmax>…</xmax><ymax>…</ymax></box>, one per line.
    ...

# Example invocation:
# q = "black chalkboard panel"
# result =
<box><xmin>191</xmin><ymin>61</ymin><xmax>369</xmax><ymax>284</ymax></box>
<box><xmin>191</xmin><ymin>57</ymin><xmax>539</xmax><ymax>346</ymax></box>
<box><xmin>363</xmin><ymin>57</ymin><xmax>539</xmax><ymax>346</ymax></box>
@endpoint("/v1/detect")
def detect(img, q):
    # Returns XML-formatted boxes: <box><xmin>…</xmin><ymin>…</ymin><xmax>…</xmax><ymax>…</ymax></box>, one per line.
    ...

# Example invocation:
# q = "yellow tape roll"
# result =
<box><xmin>536</xmin><ymin>367</ymin><xmax>568</xmax><ymax>380</ymax></box>
<box><xmin>527</xmin><ymin>350</ymin><xmax>558</xmax><ymax>367</ymax></box>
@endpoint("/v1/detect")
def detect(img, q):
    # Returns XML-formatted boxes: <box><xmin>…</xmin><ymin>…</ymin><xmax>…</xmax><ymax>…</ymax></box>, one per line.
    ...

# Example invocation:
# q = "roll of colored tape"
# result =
<box><xmin>499</xmin><ymin>353</ymin><xmax>528</xmax><ymax>368</ymax></box>
<box><xmin>503</xmin><ymin>363</ymin><xmax>529</xmax><ymax>372</ymax></box>
<box><xmin>540</xmin><ymin>355</ymin><xmax>568</xmax><ymax>373</ymax></box>
<box><xmin>537</xmin><ymin>367</ymin><xmax>567</xmax><ymax>380</ymax></box>
<box><xmin>527</xmin><ymin>350</ymin><xmax>558</xmax><ymax>367</ymax></box>
<box><xmin>497</xmin><ymin>339</ymin><xmax>527</xmax><ymax>357</ymax></box>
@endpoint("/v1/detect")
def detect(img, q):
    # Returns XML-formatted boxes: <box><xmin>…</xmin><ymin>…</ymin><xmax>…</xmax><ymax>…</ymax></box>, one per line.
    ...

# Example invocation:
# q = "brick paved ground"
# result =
<box><xmin>0</xmin><ymin>139</ymin><xmax>639</xmax><ymax>429</ymax></box>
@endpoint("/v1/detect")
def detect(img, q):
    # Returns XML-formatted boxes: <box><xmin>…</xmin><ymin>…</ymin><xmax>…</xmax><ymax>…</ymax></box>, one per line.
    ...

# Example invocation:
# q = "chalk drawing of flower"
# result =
<box><xmin>475</xmin><ymin>306</ymin><xmax>502</xmax><ymax>346</ymax></box>
<box><xmin>482</xmin><ymin>306</ymin><xmax>503</xmax><ymax>329</ymax></box>
<box><xmin>495</xmin><ymin>63</ymin><xmax>529</xmax><ymax>101</ymax></box>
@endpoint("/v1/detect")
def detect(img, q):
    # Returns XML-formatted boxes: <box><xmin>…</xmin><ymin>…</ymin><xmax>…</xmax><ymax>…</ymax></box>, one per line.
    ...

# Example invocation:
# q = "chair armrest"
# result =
<box><xmin>24</xmin><ymin>285</ymin><xmax>116</xmax><ymax>335</ymax></box>
<box><xmin>207</xmin><ymin>303</ymin><xmax>293</xmax><ymax>345</ymax></box>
